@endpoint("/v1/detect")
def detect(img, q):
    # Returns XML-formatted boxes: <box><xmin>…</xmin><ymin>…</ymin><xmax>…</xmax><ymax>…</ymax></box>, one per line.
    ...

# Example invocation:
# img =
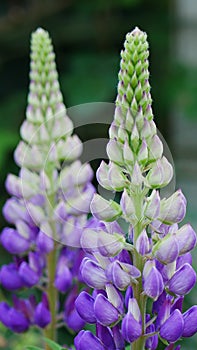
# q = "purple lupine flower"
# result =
<box><xmin>74</xmin><ymin>26</ymin><xmax>197</xmax><ymax>350</ymax></box>
<box><xmin>0</xmin><ymin>27</ymin><xmax>94</xmax><ymax>338</ymax></box>
<box><xmin>168</xmin><ymin>263</ymin><xmax>196</xmax><ymax>295</ymax></box>
<box><xmin>143</xmin><ymin>260</ymin><xmax>164</xmax><ymax>300</ymax></box>
<box><xmin>121</xmin><ymin>298</ymin><xmax>142</xmax><ymax>343</ymax></box>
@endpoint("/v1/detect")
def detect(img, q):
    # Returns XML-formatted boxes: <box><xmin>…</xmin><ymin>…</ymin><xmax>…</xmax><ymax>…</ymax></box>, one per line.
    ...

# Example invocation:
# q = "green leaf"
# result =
<box><xmin>26</xmin><ymin>347</ymin><xmax>44</xmax><ymax>350</ymax></box>
<box><xmin>44</xmin><ymin>338</ymin><xmax>64</xmax><ymax>350</ymax></box>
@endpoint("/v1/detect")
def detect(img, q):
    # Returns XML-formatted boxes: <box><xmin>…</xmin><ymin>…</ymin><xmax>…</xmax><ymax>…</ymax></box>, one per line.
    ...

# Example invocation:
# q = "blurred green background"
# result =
<box><xmin>0</xmin><ymin>0</ymin><xmax>197</xmax><ymax>349</ymax></box>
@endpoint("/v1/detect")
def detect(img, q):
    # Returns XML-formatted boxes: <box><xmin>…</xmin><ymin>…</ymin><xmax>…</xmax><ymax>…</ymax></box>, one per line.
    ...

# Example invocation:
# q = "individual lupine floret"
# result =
<box><xmin>74</xmin><ymin>27</ymin><xmax>197</xmax><ymax>350</ymax></box>
<box><xmin>0</xmin><ymin>28</ymin><xmax>94</xmax><ymax>344</ymax></box>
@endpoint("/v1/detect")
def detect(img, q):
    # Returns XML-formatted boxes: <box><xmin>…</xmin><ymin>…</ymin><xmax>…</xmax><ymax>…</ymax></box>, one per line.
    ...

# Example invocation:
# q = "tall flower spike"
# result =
<box><xmin>76</xmin><ymin>26</ymin><xmax>197</xmax><ymax>350</ymax></box>
<box><xmin>0</xmin><ymin>27</ymin><xmax>94</xmax><ymax>349</ymax></box>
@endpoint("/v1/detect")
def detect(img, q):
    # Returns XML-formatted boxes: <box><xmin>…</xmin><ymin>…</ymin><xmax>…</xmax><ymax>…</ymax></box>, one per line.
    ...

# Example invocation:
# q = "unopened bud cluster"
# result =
<box><xmin>75</xmin><ymin>28</ymin><xmax>197</xmax><ymax>350</ymax></box>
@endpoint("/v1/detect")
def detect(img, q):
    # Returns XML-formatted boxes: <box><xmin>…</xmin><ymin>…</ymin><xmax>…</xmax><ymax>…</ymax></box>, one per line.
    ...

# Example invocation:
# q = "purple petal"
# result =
<box><xmin>55</xmin><ymin>265</ymin><xmax>72</xmax><ymax>293</ymax></box>
<box><xmin>8</xmin><ymin>308</ymin><xmax>29</xmax><ymax>333</ymax></box>
<box><xmin>143</xmin><ymin>261</ymin><xmax>164</xmax><ymax>300</ymax></box>
<box><xmin>96</xmin><ymin>324</ymin><xmax>116</xmax><ymax>350</ymax></box>
<box><xmin>0</xmin><ymin>264</ymin><xmax>23</xmax><ymax>290</ymax></box>
<box><xmin>176</xmin><ymin>223</ymin><xmax>196</xmax><ymax>255</ymax></box>
<box><xmin>160</xmin><ymin>309</ymin><xmax>184</xmax><ymax>342</ymax></box>
<box><xmin>80</xmin><ymin>258</ymin><xmax>107</xmax><ymax>289</ymax></box>
<box><xmin>19</xmin><ymin>262</ymin><xmax>39</xmax><ymax>287</ymax></box>
<box><xmin>121</xmin><ymin>311</ymin><xmax>142</xmax><ymax>343</ymax></box>
<box><xmin>182</xmin><ymin>305</ymin><xmax>197</xmax><ymax>337</ymax></box>
<box><xmin>74</xmin><ymin>331</ymin><xmax>105</xmax><ymax>350</ymax></box>
<box><xmin>36</xmin><ymin>230</ymin><xmax>54</xmax><ymax>253</ymax></box>
<box><xmin>168</xmin><ymin>263</ymin><xmax>196</xmax><ymax>295</ymax></box>
<box><xmin>94</xmin><ymin>294</ymin><xmax>119</xmax><ymax>326</ymax></box>
<box><xmin>34</xmin><ymin>301</ymin><xmax>51</xmax><ymax>328</ymax></box>
<box><xmin>1</xmin><ymin>227</ymin><xmax>30</xmax><ymax>254</ymax></box>
<box><xmin>75</xmin><ymin>292</ymin><xmax>96</xmax><ymax>324</ymax></box>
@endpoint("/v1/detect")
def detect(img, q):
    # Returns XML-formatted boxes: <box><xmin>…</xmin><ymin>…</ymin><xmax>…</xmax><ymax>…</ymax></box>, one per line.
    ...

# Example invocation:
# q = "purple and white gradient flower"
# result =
<box><xmin>74</xmin><ymin>27</ymin><xmax>197</xmax><ymax>350</ymax></box>
<box><xmin>0</xmin><ymin>27</ymin><xmax>94</xmax><ymax>341</ymax></box>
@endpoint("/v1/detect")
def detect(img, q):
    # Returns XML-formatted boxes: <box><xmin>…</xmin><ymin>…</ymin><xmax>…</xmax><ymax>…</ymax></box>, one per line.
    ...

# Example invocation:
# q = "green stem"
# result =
<box><xmin>43</xmin><ymin>175</ymin><xmax>59</xmax><ymax>350</ymax></box>
<box><xmin>131</xmin><ymin>188</ymin><xmax>146</xmax><ymax>350</ymax></box>
<box><xmin>44</xmin><ymin>245</ymin><xmax>58</xmax><ymax>347</ymax></box>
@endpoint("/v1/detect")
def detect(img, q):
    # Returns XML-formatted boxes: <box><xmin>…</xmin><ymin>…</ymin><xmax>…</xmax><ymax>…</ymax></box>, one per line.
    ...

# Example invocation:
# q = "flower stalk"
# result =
<box><xmin>75</xmin><ymin>27</ymin><xmax>197</xmax><ymax>350</ymax></box>
<box><xmin>0</xmin><ymin>28</ymin><xmax>94</xmax><ymax>350</ymax></box>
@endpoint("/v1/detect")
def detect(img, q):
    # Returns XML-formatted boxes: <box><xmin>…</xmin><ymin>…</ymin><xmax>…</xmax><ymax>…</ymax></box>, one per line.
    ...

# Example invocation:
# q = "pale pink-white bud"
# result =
<box><xmin>90</xmin><ymin>194</ymin><xmax>122</xmax><ymax>222</ymax></box>
<box><xmin>96</xmin><ymin>161</ymin><xmax>113</xmax><ymax>190</ymax></box>
<box><xmin>152</xmin><ymin>233</ymin><xmax>179</xmax><ymax>264</ymax></box>
<box><xmin>106</xmin><ymin>139</ymin><xmax>124</xmax><ymax>165</ymax></box>
<box><xmin>136</xmin><ymin>229</ymin><xmax>150</xmax><ymax>255</ymax></box>
<box><xmin>176</xmin><ymin>223</ymin><xmax>196</xmax><ymax>255</ymax></box>
<box><xmin>158</xmin><ymin>189</ymin><xmax>186</xmax><ymax>224</ymax></box>
<box><xmin>120</xmin><ymin>189</ymin><xmax>135</xmax><ymax>218</ymax></box>
<box><xmin>108</xmin><ymin>163</ymin><xmax>128</xmax><ymax>191</ymax></box>
<box><xmin>145</xmin><ymin>189</ymin><xmax>160</xmax><ymax>220</ymax></box>
<box><xmin>148</xmin><ymin>134</ymin><xmax>163</xmax><ymax>161</ymax></box>
<box><xmin>146</xmin><ymin>157</ymin><xmax>173</xmax><ymax>188</ymax></box>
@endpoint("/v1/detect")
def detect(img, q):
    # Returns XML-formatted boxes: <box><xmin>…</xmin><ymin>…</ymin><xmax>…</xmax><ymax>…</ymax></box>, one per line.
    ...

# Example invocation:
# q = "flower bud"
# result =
<box><xmin>138</xmin><ymin>139</ymin><xmax>148</xmax><ymax>165</ymax></box>
<box><xmin>152</xmin><ymin>233</ymin><xmax>179</xmax><ymax>264</ymax></box>
<box><xmin>18</xmin><ymin>262</ymin><xmax>40</xmax><ymax>287</ymax></box>
<box><xmin>136</xmin><ymin>229</ymin><xmax>150</xmax><ymax>255</ymax></box>
<box><xmin>144</xmin><ymin>190</ymin><xmax>160</xmax><ymax>220</ymax></box>
<box><xmin>96</xmin><ymin>161</ymin><xmax>113</xmax><ymax>190</ymax></box>
<box><xmin>176</xmin><ymin>223</ymin><xmax>196</xmax><ymax>255</ymax></box>
<box><xmin>158</xmin><ymin>189</ymin><xmax>186</xmax><ymax>224</ymax></box>
<box><xmin>26</xmin><ymin>202</ymin><xmax>46</xmax><ymax>225</ymax></box>
<box><xmin>132</xmin><ymin>162</ymin><xmax>143</xmax><ymax>186</ymax></box>
<box><xmin>54</xmin><ymin>265</ymin><xmax>72</xmax><ymax>293</ymax></box>
<box><xmin>106</xmin><ymin>284</ymin><xmax>124</xmax><ymax>314</ymax></box>
<box><xmin>91</xmin><ymin>194</ymin><xmax>122</xmax><ymax>222</ymax></box>
<box><xmin>34</xmin><ymin>298</ymin><xmax>51</xmax><ymax>328</ymax></box>
<box><xmin>106</xmin><ymin>139</ymin><xmax>124</xmax><ymax>165</ymax></box>
<box><xmin>121</xmin><ymin>298</ymin><xmax>142</xmax><ymax>343</ymax></box>
<box><xmin>108</xmin><ymin>163</ymin><xmax>128</xmax><ymax>191</ymax></box>
<box><xmin>123</xmin><ymin>140</ymin><xmax>134</xmax><ymax>164</ymax></box>
<box><xmin>148</xmin><ymin>134</ymin><xmax>163</xmax><ymax>161</ymax></box>
<box><xmin>143</xmin><ymin>260</ymin><xmax>164</xmax><ymax>300</ymax></box>
<box><xmin>97</xmin><ymin>231</ymin><xmax>125</xmax><ymax>257</ymax></box>
<box><xmin>120</xmin><ymin>189</ymin><xmax>135</xmax><ymax>219</ymax></box>
<box><xmin>146</xmin><ymin>157</ymin><xmax>173</xmax><ymax>189</ymax></box>
<box><xmin>145</xmin><ymin>322</ymin><xmax>158</xmax><ymax>350</ymax></box>
<box><xmin>36</xmin><ymin>230</ymin><xmax>54</xmax><ymax>253</ymax></box>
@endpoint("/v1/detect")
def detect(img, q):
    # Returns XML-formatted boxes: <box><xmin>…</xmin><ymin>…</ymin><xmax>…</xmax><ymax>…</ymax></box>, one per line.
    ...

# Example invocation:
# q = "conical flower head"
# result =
<box><xmin>14</xmin><ymin>28</ymin><xmax>82</xmax><ymax>171</ymax></box>
<box><xmin>117</xmin><ymin>27</ymin><xmax>152</xmax><ymax>119</ymax></box>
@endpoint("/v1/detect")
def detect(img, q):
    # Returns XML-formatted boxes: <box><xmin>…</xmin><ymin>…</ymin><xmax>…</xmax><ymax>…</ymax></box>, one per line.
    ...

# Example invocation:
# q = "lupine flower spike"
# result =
<box><xmin>75</xmin><ymin>27</ymin><xmax>197</xmax><ymax>350</ymax></box>
<box><xmin>0</xmin><ymin>28</ymin><xmax>94</xmax><ymax>347</ymax></box>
